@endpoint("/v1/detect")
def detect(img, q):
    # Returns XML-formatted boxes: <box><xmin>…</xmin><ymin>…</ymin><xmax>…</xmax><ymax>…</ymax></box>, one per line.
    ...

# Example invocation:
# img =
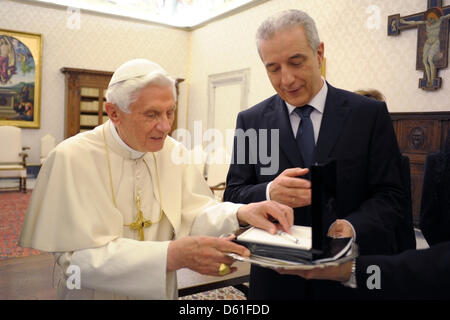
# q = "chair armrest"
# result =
<box><xmin>19</xmin><ymin>152</ymin><xmax>28</xmax><ymax>166</ymax></box>
<box><xmin>20</xmin><ymin>146</ymin><xmax>30</xmax><ymax>165</ymax></box>
<box><xmin>210</xmin><ymin>182</ymin><xmax>226</xmax><ymax>191</ymax></box>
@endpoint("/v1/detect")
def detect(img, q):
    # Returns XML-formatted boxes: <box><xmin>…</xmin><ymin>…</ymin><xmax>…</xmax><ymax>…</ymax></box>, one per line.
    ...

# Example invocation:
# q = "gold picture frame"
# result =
<box><xmin>0</xmin><ymin>29</ymin><xmax>42</xmax><ymax>128</ymax></box>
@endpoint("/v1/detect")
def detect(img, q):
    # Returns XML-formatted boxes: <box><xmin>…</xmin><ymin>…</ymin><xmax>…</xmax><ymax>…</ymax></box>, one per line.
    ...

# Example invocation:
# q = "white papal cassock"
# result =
<box><xmin>19</xmin><ymin>120</ymin><xmax>242</xmax><ymax>299</ymax></box>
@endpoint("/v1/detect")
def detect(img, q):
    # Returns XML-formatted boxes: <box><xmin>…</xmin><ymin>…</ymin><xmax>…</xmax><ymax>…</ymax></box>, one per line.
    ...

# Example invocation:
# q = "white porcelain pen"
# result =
<box><xmin>276</xmin><ymin>229</ymin><xmax>302</xmax><ymax>245</ymax></box>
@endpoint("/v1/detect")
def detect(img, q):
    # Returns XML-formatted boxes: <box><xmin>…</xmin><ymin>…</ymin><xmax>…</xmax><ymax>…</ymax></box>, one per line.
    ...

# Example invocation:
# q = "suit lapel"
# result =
<box><xmin>315</xmin><ymin>84</ymin><xmax>351</xmax><ymax>163</ymax></box>
<box><xmin>266</xmin><ymin>95</ymin><xmax>304</xmax><ymax>168</ymax></box>
<box><xmin>265</xmin><ymin>86</ymin><xmax>350</xmax><ymax>168</ymax></box>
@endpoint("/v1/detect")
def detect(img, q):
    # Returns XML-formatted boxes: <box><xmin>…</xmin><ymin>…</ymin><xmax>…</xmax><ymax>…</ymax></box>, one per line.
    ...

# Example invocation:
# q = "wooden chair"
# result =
<box><xmin>0</xmin><ymin>126</ymin><xmax>29</xmax><ymax>192</ymax></box>
<box><xmin>205</xmin><ymin>147</ymin><xmax>231</xmax><ymax>202</ymax></box>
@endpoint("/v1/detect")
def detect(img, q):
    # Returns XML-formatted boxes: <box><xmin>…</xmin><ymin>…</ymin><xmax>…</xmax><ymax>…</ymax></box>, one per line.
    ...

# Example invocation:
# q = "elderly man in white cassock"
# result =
<box><xmin>19</xmin><ymin>59</ymin><xmax>293</xmax><ymax>300</ymax></box>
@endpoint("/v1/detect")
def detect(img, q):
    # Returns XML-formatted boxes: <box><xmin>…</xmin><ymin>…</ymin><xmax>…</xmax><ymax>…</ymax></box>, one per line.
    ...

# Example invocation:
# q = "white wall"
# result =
<box><xmin>188</xmin><ymin>0</ymin><xmax>450</xmax><ymax>138</ymax></box>
<box><xmin>1</xmin><ymin>0</ymin><xmax>189</xmax><ymax>164</ymax></box>
<box><xmin>2</xmin><ymin>0</ymin><xmax>450</xmax><ymax>163</ymax></box>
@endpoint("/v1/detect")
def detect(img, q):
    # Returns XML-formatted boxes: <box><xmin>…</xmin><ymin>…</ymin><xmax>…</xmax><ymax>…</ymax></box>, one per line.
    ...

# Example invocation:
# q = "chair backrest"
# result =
<box><xmin>40</xmin><ymin>134</ymin><xmax>56</xmax><ymax>158</ymax></box>
<box><xmin>0</xmin><ymin>126</ymin><xmax>22</xmax><ymax>163</ymax></box>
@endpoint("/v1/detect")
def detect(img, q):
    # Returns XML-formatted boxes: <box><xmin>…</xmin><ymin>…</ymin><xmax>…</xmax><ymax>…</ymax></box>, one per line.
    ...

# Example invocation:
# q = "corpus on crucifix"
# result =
<box><xmin>388</xmin><ymin>0</ymin><xmax>450</xmax><ymax>91</ymax></box>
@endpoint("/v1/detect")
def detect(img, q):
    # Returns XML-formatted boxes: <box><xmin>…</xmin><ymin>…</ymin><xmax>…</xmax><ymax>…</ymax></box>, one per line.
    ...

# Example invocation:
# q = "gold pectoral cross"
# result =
<box><xmin>104</xmin><ymin>127</ymin><xmax>166</xmax><ymax>241</ymax></box>
<box><xmin>126</xmin><ymin>194</ymin><xmax>153</xmax><ymax>241</ymax></box>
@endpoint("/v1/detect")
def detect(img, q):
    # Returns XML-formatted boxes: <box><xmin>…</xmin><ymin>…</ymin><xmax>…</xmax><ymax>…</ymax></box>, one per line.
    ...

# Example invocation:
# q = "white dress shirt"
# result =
<box><xmin>285</xmin><ymin>79</ymin><xmax>327</xmax><ymax>143</ymax></box>
<box><xmin>110</xmin><ymin>121</ymin><xmax>145</xmax><ymax>160</ymax></box>
<box><xmin>265</xmin><ymin>78</ymin><xmax>327</xmax><ymax>199</ymax></box>
<box><xmin>264</xmin><ymin>79</ymin><xmax>356</xmax><ymax>239</ymax></box>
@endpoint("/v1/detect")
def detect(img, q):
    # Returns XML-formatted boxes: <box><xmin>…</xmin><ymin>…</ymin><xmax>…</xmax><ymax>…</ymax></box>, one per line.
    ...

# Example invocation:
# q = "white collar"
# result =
<box><xmin>286</xmin><ymin>78</ymin><xmax>328</xmax><ymax>114</ymax></box>
<box><xmin>109</xmin><ymin>121</ymin><xmax>146</xmax><ymax>160</ymax></box>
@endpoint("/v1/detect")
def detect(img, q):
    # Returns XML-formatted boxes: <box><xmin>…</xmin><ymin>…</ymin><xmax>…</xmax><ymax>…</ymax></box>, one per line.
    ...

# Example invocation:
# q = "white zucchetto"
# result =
<box><xmin>108</xmin><ymin>59</ymin><xmax>167</xmax><ymax>87</ymax></box>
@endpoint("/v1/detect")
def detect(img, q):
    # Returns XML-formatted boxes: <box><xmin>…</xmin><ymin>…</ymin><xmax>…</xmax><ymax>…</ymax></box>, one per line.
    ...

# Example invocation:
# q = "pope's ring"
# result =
<box><xmin>219</xmin><ymin>263</ymin><xmax>230</xmax><ymax>276</ymax></box>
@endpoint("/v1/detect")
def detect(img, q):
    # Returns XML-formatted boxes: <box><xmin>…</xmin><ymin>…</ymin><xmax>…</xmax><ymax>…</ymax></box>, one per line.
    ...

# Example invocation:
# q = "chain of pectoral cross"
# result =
<box><xmin>125</xmin><ymin>156</ymin><xmax>165</xmax><ymax>241</ymax></box>
<box><xmin>125</xmin><ymin>192</ymin><xmax>154</xmax><ymax>241</ymax></box>
<box><xmin>103</xmin><ymin>125</ymin><xmax>165</xmax><ymax>241</ymax></box>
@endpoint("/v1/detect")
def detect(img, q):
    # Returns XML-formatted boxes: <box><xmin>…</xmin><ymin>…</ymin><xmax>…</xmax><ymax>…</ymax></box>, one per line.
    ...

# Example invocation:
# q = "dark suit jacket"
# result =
<box><xmin>419</xmin><ymin>144</ymin><xmax>450</xmax><ymax>246</ymax></box>
<box><xmin>396</xmin><ymin>155</ymin><xmax>416</xmax><ymax>251</ymax></box>
<box><xmin>224</xmin><ymin>84</ymin><xmax>406</xmax><ymax>299</ymax></box>
<box><xmin>356</xmin><ymin>241</ymin><xmax>450</xmax><ymax>299</ymax></box>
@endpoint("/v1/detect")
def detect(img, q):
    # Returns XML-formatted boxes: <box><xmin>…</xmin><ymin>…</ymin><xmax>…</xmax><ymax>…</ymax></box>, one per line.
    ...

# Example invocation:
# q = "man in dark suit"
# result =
<box><xmin>224</xmin><ymin>9</ymin><xmax>406</xmax><ymax>299</ymax></box>
<box><xmin>420</xmin><ymin>131</ymin><xmax>450</xmax><ymax>246</ymax></box>
<box><xmin>288</xmin><ymin>241</ymin><xmax>450</xmax><ymax>299</ymax></box>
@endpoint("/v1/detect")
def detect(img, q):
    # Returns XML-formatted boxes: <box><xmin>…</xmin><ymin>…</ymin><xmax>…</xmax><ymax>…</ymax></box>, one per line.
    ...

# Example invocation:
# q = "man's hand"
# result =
<box><xmin>167</xmin><ymin>235</ymin><xmax>250</xmax><ymax>275</ymax></box>
<box><xmin>237</xmin><ymin>200</ymin><xmax>294</xmax><ymax>234</ymax></box>
<box><xmin>269</xmin><ymin>168</ymin><xmax>311</xmax><ymax>208</ymax></box>
<box><xmin>328</xmin><ymin>219</ymin><xmax>355</xmax><ymax>238</ymax></box>
<box><xmin>275</xmin><ymin>260</ymin><xmax>354</xmax><ymax>282</ymax></box>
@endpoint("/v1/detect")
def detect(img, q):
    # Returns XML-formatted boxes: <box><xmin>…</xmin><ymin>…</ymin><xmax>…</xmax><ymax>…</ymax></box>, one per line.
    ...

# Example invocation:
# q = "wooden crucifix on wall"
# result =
<box><xmin>388</xmin><ymin>0</ymin><xmax>450</xmax><ymax>91</ymax></box>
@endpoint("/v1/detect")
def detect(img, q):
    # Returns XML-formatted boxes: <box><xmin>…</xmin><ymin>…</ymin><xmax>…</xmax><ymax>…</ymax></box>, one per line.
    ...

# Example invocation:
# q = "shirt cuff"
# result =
<box><xmin>266</xmin><ymin>181</ymin><xmax>273</xmax><ymax>200</ymax></box>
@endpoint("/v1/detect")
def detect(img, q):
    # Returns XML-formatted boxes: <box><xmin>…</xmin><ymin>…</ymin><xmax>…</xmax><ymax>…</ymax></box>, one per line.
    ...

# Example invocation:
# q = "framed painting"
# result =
<box><xmin>0</xmin><ymin>29</ymin><xmax>42</xmax><ymax>128</ymax></box>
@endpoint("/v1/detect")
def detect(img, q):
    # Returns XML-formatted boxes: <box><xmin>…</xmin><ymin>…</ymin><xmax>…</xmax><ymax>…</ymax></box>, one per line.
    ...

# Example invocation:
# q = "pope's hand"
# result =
<box><xmin>166</xmin><ymin>235</ymin><xmax>250</xmax><ymax>275</ymax></box>
<box><xmin>237</xmin><ymin>200</ymin><xmax>294</xmax><ymax>234</ymax></box>
<box><xmin>269</xmin><ymin>168</ymin><xmax>311</xmax><ymax>208</ymax></box>
<box><xmin>275</xmin><ymin>260</ymin><xmax>353</xmax><ymax>282</ymax></box>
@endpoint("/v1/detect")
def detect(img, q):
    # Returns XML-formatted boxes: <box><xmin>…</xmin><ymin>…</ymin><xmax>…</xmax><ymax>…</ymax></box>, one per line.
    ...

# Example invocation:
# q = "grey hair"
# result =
<box><xmin>256</xmin><ymin>9</ymin><xmax>321</xmax><ymax>57</ymax></box>
<box><xmin>105</xmin><ymin>72</ymin><xmax>177</xmax><ymax>113</ymax></box>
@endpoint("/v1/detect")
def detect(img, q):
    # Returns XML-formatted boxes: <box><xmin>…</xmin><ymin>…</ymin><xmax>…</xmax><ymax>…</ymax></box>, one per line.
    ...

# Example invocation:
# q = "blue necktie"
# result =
<box><xmin>294</xmin><ymin>105</ymin><xmax>315</xmax><ymax>169</ymax></box>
